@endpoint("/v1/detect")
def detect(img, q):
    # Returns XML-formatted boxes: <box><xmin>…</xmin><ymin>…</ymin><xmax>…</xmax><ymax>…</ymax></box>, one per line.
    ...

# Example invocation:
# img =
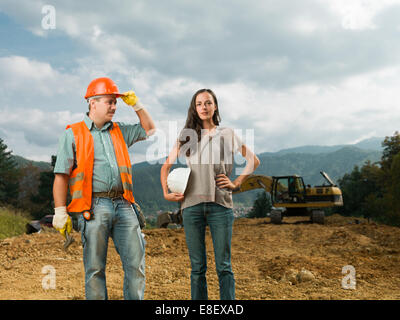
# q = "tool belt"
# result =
<box><xmin>93</xmin><ymin>190</ymin><xmax>124</xmax><ymax>199</ymax></box>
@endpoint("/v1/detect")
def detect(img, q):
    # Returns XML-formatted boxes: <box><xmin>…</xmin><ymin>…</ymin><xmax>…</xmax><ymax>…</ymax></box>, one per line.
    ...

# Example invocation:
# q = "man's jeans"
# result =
<box><xmin>77</xmin><ymin>197</ymin><xmax>146</xmax><ymax>300</ymax></box>
<box><xmin>182</xmin><ymin>202</ymin><xmax>235</xmax><ymax>300</ymax></box>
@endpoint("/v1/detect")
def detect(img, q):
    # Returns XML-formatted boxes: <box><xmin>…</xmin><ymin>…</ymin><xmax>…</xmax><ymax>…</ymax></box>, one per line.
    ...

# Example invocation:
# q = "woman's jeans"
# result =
<box><xmin>182</xmin><ymin>202</ymin><xmax>235</xmax><ymax>300</ymax></box>
<box><xmin>77</xmin><ymin>197</ymin><xmax>146</xmax><ymax>300</ymax></box>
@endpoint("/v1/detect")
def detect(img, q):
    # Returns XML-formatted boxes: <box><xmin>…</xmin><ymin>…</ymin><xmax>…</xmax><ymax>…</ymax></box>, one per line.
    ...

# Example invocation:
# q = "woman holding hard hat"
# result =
<box><xmin>160</xmin><ymin>88</ymin><xmax>260</xmax><ymax>300</ymax></box>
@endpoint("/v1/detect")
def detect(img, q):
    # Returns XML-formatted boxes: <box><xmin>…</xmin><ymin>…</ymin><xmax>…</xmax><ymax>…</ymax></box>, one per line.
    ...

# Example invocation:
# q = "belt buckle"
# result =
<box><xmin>107</xmin><ymin>189</ymin><xmax>120</xmax><ymax>199</ymax></box>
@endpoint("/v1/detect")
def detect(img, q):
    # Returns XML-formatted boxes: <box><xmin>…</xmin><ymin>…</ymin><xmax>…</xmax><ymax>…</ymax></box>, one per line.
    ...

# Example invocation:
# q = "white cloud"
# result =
<box><xmin>1</xmin><ymin>0</ymin><xmax>400</xmax><ymax>163</ymax></box>
<box><xmin>0</xmin><ymin>55</ymin><xmax>83</xmax><ymax>98</ymax></box>
<box><xmin>207</xmin><ymin>65</ymin><xmax>400</xmax><ymax>153</ymax></box>
<box><xmin>291</xmin><ymin>17</ymin><xmax>321</xmax><ymax>34</ymax></box>
<box><xmin>322</xmin><ymin>0</ymin><xmax>400</xmax><ymax>30</ymax></box>
<box><xmin>0</xmin><ymin>107</ymin><xmax>82</xmax><ymax>161</ymax></box>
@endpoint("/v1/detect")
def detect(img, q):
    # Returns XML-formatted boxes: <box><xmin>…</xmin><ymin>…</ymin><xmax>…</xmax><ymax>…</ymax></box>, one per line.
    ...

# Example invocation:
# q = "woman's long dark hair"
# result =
<box><xmin>179</xmin><ymin>89</ymin><xmax>221</xmax><ymax>156</ymax></box>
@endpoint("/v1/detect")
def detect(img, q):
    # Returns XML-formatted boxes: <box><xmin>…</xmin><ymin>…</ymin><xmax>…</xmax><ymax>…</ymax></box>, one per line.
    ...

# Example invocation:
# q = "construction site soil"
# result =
<box><xmin>0</xmin><ymin>215</ymin><xmax>399</xmax><ymax>300</ymax></box>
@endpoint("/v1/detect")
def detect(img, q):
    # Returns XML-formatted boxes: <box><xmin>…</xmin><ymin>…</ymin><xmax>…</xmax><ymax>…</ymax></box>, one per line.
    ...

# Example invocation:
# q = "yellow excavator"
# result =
<box><xmin>234</xmin><ymin>171</ymin><xmax>343</xmax><ymax>224</ymax></box>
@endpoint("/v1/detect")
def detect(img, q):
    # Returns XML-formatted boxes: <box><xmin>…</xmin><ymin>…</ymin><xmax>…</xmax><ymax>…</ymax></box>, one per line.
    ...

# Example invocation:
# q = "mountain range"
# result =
<box><xmin>12</xmin><ymin>137</ymin><xmax>383</xmax><ymax>215</ymax></box>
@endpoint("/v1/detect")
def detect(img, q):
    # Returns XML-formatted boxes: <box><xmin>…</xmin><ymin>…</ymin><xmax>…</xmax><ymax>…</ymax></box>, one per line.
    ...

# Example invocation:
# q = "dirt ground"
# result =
<box><xmin>0</xmin><ymin>214</ymin><xmax>399</xmax><ymax>300</ymax></box>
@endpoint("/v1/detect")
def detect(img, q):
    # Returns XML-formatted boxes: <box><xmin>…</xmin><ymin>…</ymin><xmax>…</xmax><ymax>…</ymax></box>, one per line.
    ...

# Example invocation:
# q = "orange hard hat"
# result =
<box><xmin>84</xmin><ymin>77</ymin><xmax>125</xmax><ymax>99</ymax></box>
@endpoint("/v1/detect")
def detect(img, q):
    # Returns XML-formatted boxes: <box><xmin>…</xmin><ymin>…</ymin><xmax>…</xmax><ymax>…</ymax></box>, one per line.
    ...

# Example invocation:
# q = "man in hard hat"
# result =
<box><xmin>52</xmin><ymin>77</ymin><xmax>155</xmax><ymax>300</ymax></box>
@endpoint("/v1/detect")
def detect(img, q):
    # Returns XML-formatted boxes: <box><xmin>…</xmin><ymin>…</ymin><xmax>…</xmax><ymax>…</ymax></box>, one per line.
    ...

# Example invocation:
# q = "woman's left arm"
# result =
<box><xmin>216</xmin><ymin>144</ymin><xmax>260</xmax><ymax>190</ymax></box>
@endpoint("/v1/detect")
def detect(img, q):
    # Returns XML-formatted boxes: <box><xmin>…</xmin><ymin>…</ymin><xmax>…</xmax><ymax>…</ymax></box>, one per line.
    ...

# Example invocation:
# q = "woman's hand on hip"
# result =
<box><xmin>215</xmin><ymin>174</ymin><xmax>237</xmax><ymax>190</ymax></box>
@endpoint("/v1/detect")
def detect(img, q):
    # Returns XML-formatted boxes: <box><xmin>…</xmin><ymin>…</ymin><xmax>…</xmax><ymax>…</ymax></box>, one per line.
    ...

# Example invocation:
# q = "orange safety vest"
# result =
<box><xmin>66</xmin><ymin>121</ymin><xmax>135</xmax><ymax>214</ymax></box>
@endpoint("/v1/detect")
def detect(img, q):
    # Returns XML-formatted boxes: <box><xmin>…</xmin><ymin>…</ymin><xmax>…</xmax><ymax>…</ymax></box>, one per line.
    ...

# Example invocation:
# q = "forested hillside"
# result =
<box><xmin>4</xmin><ymin>139</ymin><xmax>382</xmax><ymax>216</ymax></box>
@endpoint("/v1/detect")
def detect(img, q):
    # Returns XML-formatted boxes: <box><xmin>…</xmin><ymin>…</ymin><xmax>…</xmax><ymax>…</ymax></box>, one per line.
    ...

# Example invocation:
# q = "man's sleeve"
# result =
<box><xmin>53</xmin><ymin>128</ymin><xmax>76</xmax><ymax>175</ymax></box>
<box><xmin>117</xmin><ymin>122</ymin><xmax>147</xmax><ymax>148</ymax></box>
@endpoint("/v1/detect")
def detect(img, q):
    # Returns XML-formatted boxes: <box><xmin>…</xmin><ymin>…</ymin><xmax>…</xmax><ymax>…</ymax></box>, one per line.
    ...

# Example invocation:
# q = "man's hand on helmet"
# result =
<box><xmin>122</xmin><ymin>91</ymin><xmax>144</xmax><ymax>111</ymax></box>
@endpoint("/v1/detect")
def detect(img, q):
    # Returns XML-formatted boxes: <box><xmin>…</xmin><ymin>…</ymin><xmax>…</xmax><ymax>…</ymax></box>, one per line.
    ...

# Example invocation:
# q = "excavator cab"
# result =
<box><xmin>272</xmin><ymin>175</ymin><xmax>306</xmax><ymax>204</ymax></box>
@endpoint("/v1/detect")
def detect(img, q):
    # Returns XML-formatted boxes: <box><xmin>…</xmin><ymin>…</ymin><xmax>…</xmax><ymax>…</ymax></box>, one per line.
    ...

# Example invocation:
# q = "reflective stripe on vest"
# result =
<box><xmin>66</xmin><ymin>121</ymin><xmax>135</xmax><ymax>214</ymax></box>
<box><xmin>109</xmin><ymin>122</ymin><xmax>135</xmax><ymax>203</ymax></box>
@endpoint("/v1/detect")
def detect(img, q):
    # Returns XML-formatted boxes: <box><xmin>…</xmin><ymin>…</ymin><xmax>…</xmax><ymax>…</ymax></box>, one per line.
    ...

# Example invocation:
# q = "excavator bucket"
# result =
<box><xmin>233</xmin><ymin>174</ymin><xmax>273</xmax><ymax>194</ymax></box>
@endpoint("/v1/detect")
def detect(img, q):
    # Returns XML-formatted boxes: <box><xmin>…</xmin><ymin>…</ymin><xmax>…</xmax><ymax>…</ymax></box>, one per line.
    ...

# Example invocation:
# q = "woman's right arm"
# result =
<box><xmin>160</xmin><ymin>142</ymin><xmax>185</xmax><ymax>202</ymax></box>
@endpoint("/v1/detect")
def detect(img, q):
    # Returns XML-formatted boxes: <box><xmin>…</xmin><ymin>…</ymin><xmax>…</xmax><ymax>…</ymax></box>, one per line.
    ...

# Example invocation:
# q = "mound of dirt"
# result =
<box><xmin>0</xmin><ymin>214</ymin><xmax>399</xmax><ymax>300</ymax></box>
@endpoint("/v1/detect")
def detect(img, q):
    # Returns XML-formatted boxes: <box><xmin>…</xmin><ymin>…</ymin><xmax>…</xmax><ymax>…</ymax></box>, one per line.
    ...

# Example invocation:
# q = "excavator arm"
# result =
<box><xmin>233</xmin><ymin>174</ymin><xmax>274</xmax><ymax>194</ymax></box>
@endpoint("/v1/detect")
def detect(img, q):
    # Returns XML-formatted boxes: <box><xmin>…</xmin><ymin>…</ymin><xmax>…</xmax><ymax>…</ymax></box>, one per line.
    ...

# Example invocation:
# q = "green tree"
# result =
<box><xmin>248</xmin><ymin>191</ymin><xmax>271</xmax><ymax>218</ymax></box>
<box><xmin>16</xmin><ymin>162</ymin><xmax>41</xmax><ymax>213</ymax></box>
<box><xmin>381</xmin><ymin>131</ymin><xmax>400</xmax><ymax>172</ymax></box>
<box><xmin>338</xmin><ymin>161</ymin><xmax>383</xmax><ymax>219</ymax></box>
<box><xmin>29</xmin><ymin>156</ymin><xmax>56</xmax><ymax>219</ymax></box>
<box><xmin>382</xmin><ymin>152</ymin><xmax>400</xmax><ymax>226</ymax></box>
<box><xmin>0</xmin><ymin>138</ymin><xmax>20</xmax><ymax>205</ymax></box>
<box><xmin>362</xmin><ymin>194</ymin><xmax>386</xmax><ymax>223</ymax></box>
<box><xmin>377</xmin><ymin>133</ymin><xmax>400</xmax><ymax>226</ymax></box>
<box><xmin>338</xmin><ymin>166</ymin><xmax>363</xmax><ymax>217</ymax></box>
<box><xmin>338</xmin><ymin>132</ymin><xmax>400</xmax><ymax>226</ymax></box>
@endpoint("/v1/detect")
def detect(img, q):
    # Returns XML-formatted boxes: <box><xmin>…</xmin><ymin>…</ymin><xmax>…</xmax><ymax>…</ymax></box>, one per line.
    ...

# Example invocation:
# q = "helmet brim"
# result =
<box><xmin>85</xmin><ymin>92</ymin><xmax>127</xmax><ymax>100</ymax></box>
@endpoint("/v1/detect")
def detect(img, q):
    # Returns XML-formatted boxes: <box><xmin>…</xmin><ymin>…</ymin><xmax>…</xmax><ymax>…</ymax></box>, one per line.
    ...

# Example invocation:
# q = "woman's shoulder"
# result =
<box><xmin>218</xmin><ymin>126</ymin><xmax>233</xmax><ymax>133</ymax></box>
<box><xmin>218</xmin><ymin>126</ymin><xmax>236</xmax><ymax>137</ymax></box>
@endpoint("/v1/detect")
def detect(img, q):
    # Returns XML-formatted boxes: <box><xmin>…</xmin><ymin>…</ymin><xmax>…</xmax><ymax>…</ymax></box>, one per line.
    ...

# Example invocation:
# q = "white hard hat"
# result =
<box><xmin>167</xmin><ymin>167</ymin><xmax>191</xmax><ymax>194</ymax></box>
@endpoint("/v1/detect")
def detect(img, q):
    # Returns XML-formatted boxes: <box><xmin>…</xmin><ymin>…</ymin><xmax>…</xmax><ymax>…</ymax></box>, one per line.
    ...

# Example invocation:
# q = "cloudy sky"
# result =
<box><xmin>1</xmin><ymin>0</ymin><xmax>400</xmax><ymax>164</ymax></box>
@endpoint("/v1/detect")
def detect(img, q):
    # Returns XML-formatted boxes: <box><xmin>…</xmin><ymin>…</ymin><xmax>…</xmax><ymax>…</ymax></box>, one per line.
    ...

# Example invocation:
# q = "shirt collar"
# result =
<box><xmin>84</xmin><ymin>113</ymin><xmax>113</xmax><ymax>131</ymax></box>
<box><xmin>198</xmin><ymin>126</ymin><xmax>222</xmax><ymax>156</ymax></box>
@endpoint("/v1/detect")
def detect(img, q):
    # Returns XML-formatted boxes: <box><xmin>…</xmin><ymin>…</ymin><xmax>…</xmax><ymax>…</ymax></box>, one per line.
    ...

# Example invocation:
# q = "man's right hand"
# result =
<box><xmin>122</xmin><ymin>90</ymin><xmax>144</xmax><ymax>111</ymax></box>
<box><xmin>53</xmin><ymin>206</ymin><xmax>72</xmax><ymax>237</ymax></box>
<box><xmin>121</xmin><ymin>90</ymin><xmax>139</xmax><ymax>106</ymax></box>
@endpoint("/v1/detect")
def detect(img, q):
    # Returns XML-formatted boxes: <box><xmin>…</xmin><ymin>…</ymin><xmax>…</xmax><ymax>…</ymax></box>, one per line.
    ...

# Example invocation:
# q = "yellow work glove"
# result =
<box><xmin>60</xmin><ymin>216</ymin><xmax>73</xmax><ymax>238</ymax></box>
<box><xmin>121</xmin><ymin>90</ymin><xmax>144</xmax><ymax>111</ymax></box>
<box><xmin>53</xmin><ymin>206</ymin><xmax>73</xmax><ymax>238</ymax></box>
